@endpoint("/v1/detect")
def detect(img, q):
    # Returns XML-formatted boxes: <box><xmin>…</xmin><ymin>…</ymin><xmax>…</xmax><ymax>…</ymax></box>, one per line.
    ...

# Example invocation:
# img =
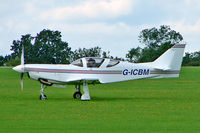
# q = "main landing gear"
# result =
<box><xmin>73</xmin><ymin>81</ymin><xmax>91</xmax><ymax>101</ymax></box>
<box><xmin>73</xmin><ymin>84</ymin><xmax>82</xmax><ymax>99</ymax></box>
<box><xmin>39</xmin><ymin>81</ymin><xmax>91</xmax><ymax>101</ymax></box>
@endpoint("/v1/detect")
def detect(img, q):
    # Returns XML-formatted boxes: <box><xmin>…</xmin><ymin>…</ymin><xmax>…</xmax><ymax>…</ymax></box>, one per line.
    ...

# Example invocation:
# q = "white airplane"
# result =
<box><xmin>13</xmin><ymin>44</ymin><xmax>185</xmax><ymax>101</ymax></box>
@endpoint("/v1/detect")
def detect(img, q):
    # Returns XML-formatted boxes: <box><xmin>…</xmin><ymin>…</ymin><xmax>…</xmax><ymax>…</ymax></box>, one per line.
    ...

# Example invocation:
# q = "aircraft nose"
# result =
<box><xmin>13</xmin><ymin>65</ymin><xmax>24</xmax><ymax>73</ymax></box>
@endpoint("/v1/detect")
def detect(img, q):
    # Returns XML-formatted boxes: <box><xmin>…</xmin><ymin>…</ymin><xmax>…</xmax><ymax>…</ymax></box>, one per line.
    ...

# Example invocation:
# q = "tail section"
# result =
<box><xmin>152</xmin><ymin>44</ymin><xmax>185</xmax><ymax>78</ymax></box>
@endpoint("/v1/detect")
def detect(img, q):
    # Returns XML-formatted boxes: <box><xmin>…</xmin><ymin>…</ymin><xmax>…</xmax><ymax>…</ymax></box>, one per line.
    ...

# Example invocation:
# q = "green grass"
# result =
<box><xmin>0</xmin><ymin>67</ymin><xmax>200</xmax><ymax>133</ymax></box>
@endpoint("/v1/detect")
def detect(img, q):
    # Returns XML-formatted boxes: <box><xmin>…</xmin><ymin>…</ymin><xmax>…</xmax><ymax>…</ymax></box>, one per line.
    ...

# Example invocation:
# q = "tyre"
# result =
<box><xmin>73</xmin><ymin>92</ymin><xmax>82</xmax><ymax>99</ymax></box>
<box><xmin>40</xmin><ymin>94</ymin><xmax>47</xmax><ymax>100</ymax></box>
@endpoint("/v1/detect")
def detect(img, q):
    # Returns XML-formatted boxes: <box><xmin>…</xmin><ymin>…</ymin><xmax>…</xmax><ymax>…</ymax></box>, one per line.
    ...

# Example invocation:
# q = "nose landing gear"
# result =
<box><xmin>40</xmin><ymin>84</ymin><xmax>47</xmax><ymax>100</ymax></box>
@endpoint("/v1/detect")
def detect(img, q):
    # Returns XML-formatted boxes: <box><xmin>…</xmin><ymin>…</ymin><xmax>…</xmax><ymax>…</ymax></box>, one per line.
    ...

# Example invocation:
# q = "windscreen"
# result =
<box><xmin>106</xmin><ymin>59</ymin><xmax>120</xmax><ymax>67</ymax></box>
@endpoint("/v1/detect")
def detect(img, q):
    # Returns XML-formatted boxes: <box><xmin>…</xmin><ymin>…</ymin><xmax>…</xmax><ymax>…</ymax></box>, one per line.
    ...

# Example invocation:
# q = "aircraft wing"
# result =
<box><xmin>66</xmin><ymin>77</ymin><xmax>99</xmax><ymax>83</ymax></box>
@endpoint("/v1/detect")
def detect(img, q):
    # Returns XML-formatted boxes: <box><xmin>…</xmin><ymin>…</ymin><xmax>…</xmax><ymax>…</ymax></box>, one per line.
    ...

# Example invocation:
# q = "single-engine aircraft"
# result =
<box><xmin>13</xmin><ymin>44</ymin><xmax>185</xmax><ymax>101</ymax></box>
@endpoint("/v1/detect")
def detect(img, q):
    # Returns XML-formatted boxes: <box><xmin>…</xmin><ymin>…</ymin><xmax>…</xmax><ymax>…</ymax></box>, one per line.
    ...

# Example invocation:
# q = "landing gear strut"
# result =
<box><xmin>40</xmin><ymin>84</ymin><xmax>47</xmax><ymax>100</ymax></box>
<box><xmin>81</xmin><ymin>81</ymin><xmax>90</xmax><ymax>101</ymax></box>
<box><xmin>73</xmin><ymin>81</ymin><xmax>91</xmax><ymax>101</ymax></box>
<box><xmin>73</xmin><ymin>84</ymin><xmax>82</xmax><ymax>99</ymax></box>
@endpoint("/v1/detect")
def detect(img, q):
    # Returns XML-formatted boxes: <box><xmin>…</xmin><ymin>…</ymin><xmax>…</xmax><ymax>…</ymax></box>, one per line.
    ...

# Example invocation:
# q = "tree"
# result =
<box><xmin>126</xmin><ymin>25</ymin><xmax>184</xmax><ymax>62</ymax></box>
<box><xmin>139</xmin><ymin>25</ymin><xmax>183</xmax><ymax>48</ymax></box>
<box><xmin>126</xmin><ymin>47</ymin><xmax>141</xmax><ymax>62</ymax></box>
<box><xmin>10</xmin><ymin>29</ymin><xmax>72</xmax><ymax>64</ymax></box>
<box><xmin>4</xmin><ymin>57</ymin><xmax>20</xmax><ymax>66</ymax></box>
<box><xmin>0</xmin><ymin>56</ymin><xmax>4</xmax><ymax>66</ymax></box>
<box><xmin>70</xmin><ymin>47</ymin><xmax>101</xmax><ymax>62</ymax></box>
<box><xmin>10</xmin><ymin>34</ymin><xmax>34</xmax><ymax>63</ymax></box>
<box><xmin>182</xmin><ymin>51</ymin><xmax>200</xmax><ymax>66</ymax></box>
<box><xmin>4</xmin><ymin>55</ymin><xmax>12</xmax><ymax>64</ymax></box>
<box><xmin>33</xmin><ymin>29</ymin><xmax>72</xmax><ymax>64</ymax></box>
<box><xmin>102</xmin><ymin>51</ymin><xmax>110</xmax><ymax>58</ymax></box>
<box><xmin>113</xmin><ymin>57</ymin><xmax>125</xmax><ymax>61</ymax></box>
<box><xmin>138</xmin><ymin>42</ymin><xmax>173</xmax><ymax>62</ymax></box>
<box><xmin>182</xmin><ymin>52</ymin><xmax>191</xmax><ymax>66</ymax></box>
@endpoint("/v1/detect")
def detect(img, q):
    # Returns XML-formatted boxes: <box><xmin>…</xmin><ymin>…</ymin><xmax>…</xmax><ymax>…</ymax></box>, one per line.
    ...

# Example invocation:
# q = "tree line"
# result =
<box><xmin>0</xmin><ymin>26</ymin><xmax>199</xmax><ymax>66</ymax></box>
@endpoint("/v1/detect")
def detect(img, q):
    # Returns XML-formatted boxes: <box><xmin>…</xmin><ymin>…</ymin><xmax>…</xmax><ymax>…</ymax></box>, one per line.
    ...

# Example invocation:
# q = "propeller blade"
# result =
<box><xmin>21</xmin><ymin>46</ymin><xmax>24</xmax><ymax>65</ymax></box>
<box><xmin>20</xmin><ymin>73</ymin><xmax>24</xmax><ymax>91</ymax></box>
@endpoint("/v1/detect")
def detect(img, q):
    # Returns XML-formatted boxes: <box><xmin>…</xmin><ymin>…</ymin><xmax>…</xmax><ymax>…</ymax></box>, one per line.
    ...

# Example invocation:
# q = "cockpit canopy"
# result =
<box><xmin>71</xmin><ymin>58</ymin><xmax>83</xmax><ymax>67</ymax></box>
<box><xmin>106</xmin><ymin>59</ymin><xmax>120</xmax><ymax>67</ymax></box>
<box><xmin>71</xmin><ymin>57</ymin><xmax>120</xmax><ymax>68</ymax></box>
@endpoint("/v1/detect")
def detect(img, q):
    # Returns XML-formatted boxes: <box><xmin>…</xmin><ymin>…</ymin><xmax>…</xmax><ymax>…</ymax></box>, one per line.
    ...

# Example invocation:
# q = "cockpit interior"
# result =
<box><xmin>71</xmin><ymin>57</ymin><xmax>120</xmax><ymax>68</ymax></box>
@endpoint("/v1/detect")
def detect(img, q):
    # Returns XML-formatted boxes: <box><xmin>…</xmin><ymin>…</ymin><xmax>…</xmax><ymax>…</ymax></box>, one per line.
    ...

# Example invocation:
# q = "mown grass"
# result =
<box><xmin>0</xmin><ymin>67</ymin><xmax>200</xmax><ymax>133</ymax></box>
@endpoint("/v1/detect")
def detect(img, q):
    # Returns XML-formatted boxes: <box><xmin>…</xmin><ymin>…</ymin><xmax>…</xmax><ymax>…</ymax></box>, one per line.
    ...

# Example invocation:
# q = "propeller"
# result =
<box><xmin>20</xmin><ymin>46</ymin><xmax>25</xmax><ymax>91</ymax></box>
<box><xmin>12</xmin><ymin>46</ymin><xmax>25</xmax><ymax>91</ymax></box>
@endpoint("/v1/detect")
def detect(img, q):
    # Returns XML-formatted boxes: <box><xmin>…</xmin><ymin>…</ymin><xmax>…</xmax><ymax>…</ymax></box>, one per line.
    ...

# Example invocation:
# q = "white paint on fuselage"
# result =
<box><xmin>24</xmin><ymin>60</ymin><xmax>162</xmax><ymax>85</ymax></box>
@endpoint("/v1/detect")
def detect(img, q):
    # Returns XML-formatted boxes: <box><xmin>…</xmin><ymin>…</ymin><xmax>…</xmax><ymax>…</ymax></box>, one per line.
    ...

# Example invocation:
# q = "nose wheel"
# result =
<box><xmin>40</xmin><ymin>94</ymin><xmax>47</xmax><ymax>100</ymax></box>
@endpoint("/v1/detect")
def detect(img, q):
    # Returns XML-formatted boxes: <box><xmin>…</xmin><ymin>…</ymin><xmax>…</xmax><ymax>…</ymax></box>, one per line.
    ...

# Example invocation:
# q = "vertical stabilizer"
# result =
<box><xmin>153</xmin><ymin>44</ymin><xmax>186</xmax><ymax>71</ymax></box>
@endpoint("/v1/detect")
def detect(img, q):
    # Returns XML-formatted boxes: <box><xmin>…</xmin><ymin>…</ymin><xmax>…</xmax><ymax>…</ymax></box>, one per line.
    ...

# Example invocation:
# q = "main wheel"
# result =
<box><xmin>40</xmin><ymin>94</ymin><xmax>47</xmax><ymax>100</ymax></box>
<box><xmin>73</xmin><ymin>92</ymin><xmax>82</xmax><ymax>99</ymax></box>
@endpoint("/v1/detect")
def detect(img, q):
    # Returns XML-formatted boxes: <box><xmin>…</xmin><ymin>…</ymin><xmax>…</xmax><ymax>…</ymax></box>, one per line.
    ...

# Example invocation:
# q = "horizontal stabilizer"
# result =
<box><xmin>153</xmin><ymin>67</ymin><xmax>170</xmax><ymax>71</ymax></box>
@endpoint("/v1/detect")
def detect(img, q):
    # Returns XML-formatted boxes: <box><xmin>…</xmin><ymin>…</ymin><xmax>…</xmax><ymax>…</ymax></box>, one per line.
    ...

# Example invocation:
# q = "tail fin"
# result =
<box><xmin>153</xmin><ymin>44</ymin><xmax>186</xmax><ymax>71</ymax></box>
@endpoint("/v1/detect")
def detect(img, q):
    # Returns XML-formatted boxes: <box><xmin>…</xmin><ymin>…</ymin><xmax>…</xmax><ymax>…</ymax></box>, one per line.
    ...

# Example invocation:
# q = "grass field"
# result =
<box><xmin>0</xmin><ymin>67</ymin><xmax>200</xmax><ymax>133</ymax></box>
